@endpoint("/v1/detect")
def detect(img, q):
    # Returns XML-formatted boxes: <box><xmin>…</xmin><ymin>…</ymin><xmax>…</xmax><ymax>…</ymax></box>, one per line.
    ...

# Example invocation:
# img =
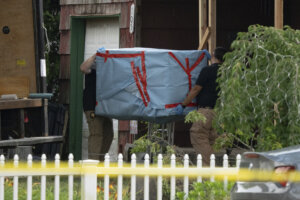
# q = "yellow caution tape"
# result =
<box><xmin>0</xmin><ymin>162</ymin><xmax>299</xmax><ymax>182</ymax></box>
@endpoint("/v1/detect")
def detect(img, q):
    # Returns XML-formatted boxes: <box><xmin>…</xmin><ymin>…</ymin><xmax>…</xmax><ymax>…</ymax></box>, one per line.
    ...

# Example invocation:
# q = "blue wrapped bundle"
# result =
<box><xmin>95</xmin><ymin>48</ymin><xmax>210</xmax><ymax>123</ymax></box>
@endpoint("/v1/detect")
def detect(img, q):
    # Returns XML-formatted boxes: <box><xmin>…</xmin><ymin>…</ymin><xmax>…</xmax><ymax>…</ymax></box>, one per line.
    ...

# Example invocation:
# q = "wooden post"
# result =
<box><xmin>20</xmin><ymin>109</ymin><xmax>25</xmax><ymax>138</ymax></box>
<box><xmin>43</xmin><ymin>99</ymin><xmax>48</xmax><ymax>136</ymax></box>
<box><xmin>208</xmin><ymin>0</ymin><xmax>216</xmax><ymax>54</ymax></box>
<box><xmin>199</xmin><ymin>27</ymin><xmax>211</xmax><ymax>50</ymax></box>
<box><xmin>199</xmin><ymin>0</ymin><xmax>208</xmax><ymax>50</ymax></box>
<box><xmin>274</xmin><ymin>0</ymin><xmax>284</xmax><ymax>29</ymax></box>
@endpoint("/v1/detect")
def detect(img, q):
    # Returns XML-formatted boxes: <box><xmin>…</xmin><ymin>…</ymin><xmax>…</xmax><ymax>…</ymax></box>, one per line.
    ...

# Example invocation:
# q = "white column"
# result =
<box><xmin>81</xmin><ymin>159</ymin><xmax>99</xmax><ymax>200</ymax></box>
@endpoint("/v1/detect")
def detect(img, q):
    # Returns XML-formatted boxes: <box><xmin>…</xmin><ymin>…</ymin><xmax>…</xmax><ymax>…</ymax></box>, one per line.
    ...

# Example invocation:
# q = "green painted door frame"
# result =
<box><xmin>69</xmin><ymin>15</ymin><xmax>120</xmax><ymax>160</ymax></box>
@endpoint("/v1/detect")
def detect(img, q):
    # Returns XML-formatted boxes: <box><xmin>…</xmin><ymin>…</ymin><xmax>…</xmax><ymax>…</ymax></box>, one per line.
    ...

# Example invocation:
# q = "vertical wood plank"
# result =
<box><xmin>275</xmin><ymin>0</ymin><xmax>284</xmax><ymax>29</ymax></box>
<box><xmin>208</xmin><ymin>0</ymin><xmax>216</xmax><ymax>54</ymax></box>
<box><xmin>199</xmin><ymin>0</ymin><xmax>208</xmax><ymax>50</ymax></box>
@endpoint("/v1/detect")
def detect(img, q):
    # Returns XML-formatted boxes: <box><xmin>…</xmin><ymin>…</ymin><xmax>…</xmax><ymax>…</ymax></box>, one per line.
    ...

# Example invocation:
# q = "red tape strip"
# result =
<box><xmin>131</xmin><ymin>62</ymin><xmax>148</xmax><ymax>107</ymax></box>
<box><xmin>165</xmin><ymin>103</ymin><xmax>197</xmax><ymax>109</ymax></box>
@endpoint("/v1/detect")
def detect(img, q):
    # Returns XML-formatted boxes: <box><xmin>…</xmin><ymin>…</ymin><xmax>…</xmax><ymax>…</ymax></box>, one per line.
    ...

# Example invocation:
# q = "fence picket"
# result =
<box><xmin>197</xmin><ymin>154</ymin><xmax>202</xmax><ymax>183</ymax></box>
<box><xmin>41</xmin><ymin>154</ymin><xmax>47</xmax><ymax>200</ymax></box>
<box><xmin>27</xmin><ymin>154</ymin><xmax>33</xmax><ymax>200</ymax></box>
<box><xmin>210</xmin><ymin>154</ymin><xmax>215</xmax><ymax>182</ymax></box>
<box><xmin>13</xmin><ymin>154</ymin><xmax>19</xmax><ymax>200</ymax></box>
<box><xmin>144</xmin><ymin>154</ymin><xmax>150</xmax><ymax>200</ymax></box>
<box><xmin>236</xmin><ymin>154</ymin><xmax>241</xmax><ymax>169</ymax></box>
<box><xmin>68</xmin><ymin>153</ymin><xmax>74</xmax><ymax>200</ymax></box>
<box><xmin>55</xmin><ymin>154</ymin><xmax>60</xmax><ymax>200</ymax></box>
<box><xmin>104</xmin><ymin>153</ymin><xmax>110</xmax><ymax>200</ymax></box>
<box><xmin>157</xmin><ymin>154</ymin><xmax>163</xmax><ymax>200</ymax></box>
<box><xmin>117</xmin><ymin>154</ymin><xmax>123</xmax><ymax>200</ymax></box>
<box><xmin>223</xmin><ymin>154</ymin><xmax>228</xmax><ymax>190</ymax></box>
<box><xmin>131</xmin><ymin>154</ymin><xmax>136</xmax><ymax>200</ymax></box>
<box><xmin>0</xmin><ymin>153</ymin><xmax>243</xmax><ymax>200</ymax></box>
<box><xmin>183</xmin><ymin>154</ymin><xmax>189</xmax><ymax>200</ymax></box>
<box><xmin>0</xmin><ymin>155</ymin><xmax>5</xmax><ymax>200</ymax></box>
<box><xmin>170</xmin><ymin>154</ymin><xmax>176</xmax><ymax>200</ymax></box>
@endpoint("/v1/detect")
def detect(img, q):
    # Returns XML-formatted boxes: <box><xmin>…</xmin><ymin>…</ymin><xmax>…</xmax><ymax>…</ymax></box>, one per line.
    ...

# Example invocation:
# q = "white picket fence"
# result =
<box><xmin>0</xmin><ymin>153</ymin><xmax>241</xmax><ymax>200</ymax></box>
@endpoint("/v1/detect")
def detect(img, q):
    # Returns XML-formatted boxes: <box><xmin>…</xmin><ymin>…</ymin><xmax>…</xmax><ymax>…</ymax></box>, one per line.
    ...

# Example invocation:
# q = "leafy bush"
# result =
<box><xmin>176</xmin><ymin>181</ymin><xmax>234</xmax><ymax>200</ymax></box>
<box><xmin>215</xmin><ymin>25</ymin><xmax>300</xmax><ymax>151</ymax></box>
<box><xmin>184</xmin><ymin>110</ymin><xmax>206</xmax><ymax>124</ymax></box>
<box><xmin>130</xmin><ymin>123</ymin><xmax>176</xmax><ymax>164</ymax></box>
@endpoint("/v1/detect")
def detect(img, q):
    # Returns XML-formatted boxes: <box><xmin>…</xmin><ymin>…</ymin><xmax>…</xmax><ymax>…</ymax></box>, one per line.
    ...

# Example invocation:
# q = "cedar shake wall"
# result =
<box><xmin>58</xmin><ymin>0</ymin><xmax>134</xmax><ymax>104</ymax></box>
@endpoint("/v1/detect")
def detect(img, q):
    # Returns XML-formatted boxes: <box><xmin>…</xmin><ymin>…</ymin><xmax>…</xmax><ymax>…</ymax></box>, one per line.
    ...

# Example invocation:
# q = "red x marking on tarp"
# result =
<box><xmin>165</xmin><ymin>52</ymin><xmax>205</xmax><ymax>109</ymax></box>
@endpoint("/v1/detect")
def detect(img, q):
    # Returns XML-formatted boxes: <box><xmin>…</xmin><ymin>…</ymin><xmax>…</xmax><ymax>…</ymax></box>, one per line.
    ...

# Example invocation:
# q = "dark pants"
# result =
<box><xmin>85</xmin><ymin>111</ymin><xmax>114</xmax><ymax>160</ymax></box>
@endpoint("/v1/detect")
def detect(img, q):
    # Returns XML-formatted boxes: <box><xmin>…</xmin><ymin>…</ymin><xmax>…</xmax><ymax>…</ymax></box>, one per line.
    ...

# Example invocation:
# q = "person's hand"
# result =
<box><xmin>174</xmin><ymin>104</ymin><xmax>184</xmax><ymax>115</ymax></box>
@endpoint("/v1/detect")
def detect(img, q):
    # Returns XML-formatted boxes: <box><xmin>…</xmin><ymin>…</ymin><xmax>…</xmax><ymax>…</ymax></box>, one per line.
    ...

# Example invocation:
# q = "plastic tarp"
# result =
<box><xmin>95</xmin><ymin>48</ymin><xmax>210</xmax><ymax>123</ymax></box>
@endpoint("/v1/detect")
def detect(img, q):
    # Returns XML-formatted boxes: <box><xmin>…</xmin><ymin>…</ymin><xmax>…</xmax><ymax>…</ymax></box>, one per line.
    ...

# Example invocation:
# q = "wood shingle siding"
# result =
<box><xmin>59</xmin><ymin>0</ymin><xmax>134</xmax><ymax>104</ymax></box>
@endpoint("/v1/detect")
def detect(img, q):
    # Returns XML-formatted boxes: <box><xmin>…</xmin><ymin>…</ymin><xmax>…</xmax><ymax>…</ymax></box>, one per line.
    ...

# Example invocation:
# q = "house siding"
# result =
<box><xmin>59</xmin><ymin>0</ymin><xmax>134</xmax><ymax>104</ymax></box>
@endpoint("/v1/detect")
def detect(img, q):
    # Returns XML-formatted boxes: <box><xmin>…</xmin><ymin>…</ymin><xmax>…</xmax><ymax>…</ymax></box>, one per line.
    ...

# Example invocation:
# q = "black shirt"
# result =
<box><xmin>196</xmin><ymin>63</ymin><xmax>220</xmax><ymax>108</ymax></box>
<box><xmin>83</xmin><ymin>69</ymin><xmax>96</xmax><ymax>111</ymax></box>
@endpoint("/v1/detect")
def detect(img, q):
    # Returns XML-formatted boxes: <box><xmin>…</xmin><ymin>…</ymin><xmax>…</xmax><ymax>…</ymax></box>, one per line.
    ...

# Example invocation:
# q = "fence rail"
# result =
<box><xmin>0</xmin><ymin>153</ymin><xmax>241</xmax><ymax>200</ymax></box>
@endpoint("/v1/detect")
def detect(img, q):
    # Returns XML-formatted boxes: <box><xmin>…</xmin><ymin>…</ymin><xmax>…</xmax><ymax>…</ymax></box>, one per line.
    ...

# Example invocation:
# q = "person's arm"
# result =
<box><xmin>80</xmin><ymin>53</ymin><xmax>96</xmax><ymax>74</ymax></box>
<box><xmin>182</xmin><ymin>85</ymin><xmax>202</xmax><ymax>107</ymax></box>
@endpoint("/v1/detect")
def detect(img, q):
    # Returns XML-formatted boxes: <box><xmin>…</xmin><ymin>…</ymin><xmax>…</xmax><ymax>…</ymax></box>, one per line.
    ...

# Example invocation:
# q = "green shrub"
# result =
<box><xmin>176</xmin><ymin>181</ymin><xmax>234</xmax><ymax>200</ymax></box>
<box><xmin>215</xmin><ymin>25</ymin><xmax>300</xmax><ymax>151</ymax></box>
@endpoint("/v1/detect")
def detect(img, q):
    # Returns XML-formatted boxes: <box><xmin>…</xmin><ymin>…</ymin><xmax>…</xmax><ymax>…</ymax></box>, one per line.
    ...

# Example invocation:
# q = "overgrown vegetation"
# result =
<box><xmin>44</xmin><ymin>0</ymin><xmax>60</xmax><ymax>102</ymax></box>
<box><xmin>177</xmin><ymin>181</ymin><xmax>234</xmax><ymax>200</ymax></box>
<box><xmin>130</xmin><ymin>123</ymin><xmax>176</xmax><ymax>164</ymax></box>
<box><xmin>215</xmin><ymin>25</ymin><xmax>300</xmax><ymax>151</ymax></box>
<box><xmin>4</xmin><ymin>176</ymin><xmax>131</xmax><ymax>200</ymax></box>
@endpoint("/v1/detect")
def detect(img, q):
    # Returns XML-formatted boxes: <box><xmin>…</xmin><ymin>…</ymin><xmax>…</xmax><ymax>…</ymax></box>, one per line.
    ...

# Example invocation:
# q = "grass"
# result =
<box><xmin>4</xmin><ymin>176</ymin><xmax>131</xmax><ymax>200</ymax></box>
